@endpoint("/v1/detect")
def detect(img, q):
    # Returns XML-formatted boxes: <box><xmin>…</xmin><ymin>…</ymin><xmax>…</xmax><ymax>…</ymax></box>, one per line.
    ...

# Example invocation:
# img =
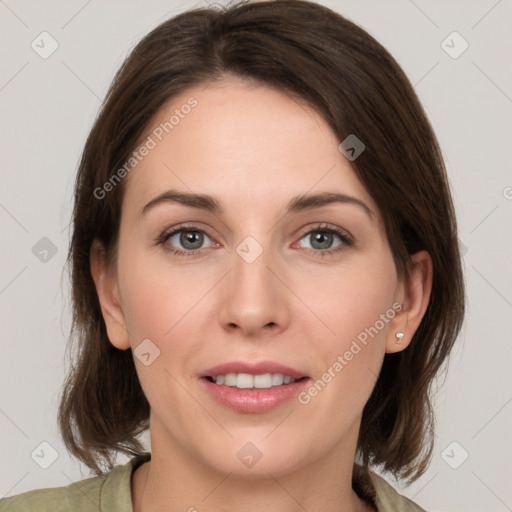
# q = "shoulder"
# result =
<box><xmin>0</xmin><ymin>473</ymin><xmax>105</xmax><ymax>512</ymax></box>
<box><xmin>369</xmin><ymin>471</ymin><xmax>427</xmax><ymax>512</ymax></box>
<box><xmin>353</xmin><ymin>464</ymin><xmax>427</xmax><ymax>512</ymax></box>
<box><xmin>0</xmin><ymin>453</ymin><xmax>150</xmax><ymax>512</ymax></box>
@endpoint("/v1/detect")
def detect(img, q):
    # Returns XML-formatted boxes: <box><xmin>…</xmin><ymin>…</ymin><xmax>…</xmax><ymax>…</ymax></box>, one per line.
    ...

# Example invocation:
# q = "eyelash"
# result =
<box><xmin>156</xmin><ymin>222</ymin><xmax>353</xmax><ymax>258</ymax></box>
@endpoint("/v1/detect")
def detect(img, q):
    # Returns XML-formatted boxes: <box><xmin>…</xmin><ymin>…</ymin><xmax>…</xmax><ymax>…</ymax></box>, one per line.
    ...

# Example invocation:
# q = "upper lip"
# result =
<box><xmin>200</xmin><ymin>361</ymin><xmax>308</xmax><ymax>380</ymax></box>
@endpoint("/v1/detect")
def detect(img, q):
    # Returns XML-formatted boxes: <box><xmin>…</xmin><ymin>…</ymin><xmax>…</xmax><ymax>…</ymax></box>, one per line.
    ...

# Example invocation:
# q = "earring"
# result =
<box><xmin>395</xmin><ymin>332</ymin><xmax>405</xmax><ymax>344</ymax></box>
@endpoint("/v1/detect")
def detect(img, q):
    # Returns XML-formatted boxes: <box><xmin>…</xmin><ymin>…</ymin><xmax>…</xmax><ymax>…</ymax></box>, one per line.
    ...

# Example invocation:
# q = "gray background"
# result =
<box><xmin>1</xmin><ymin>1</ymin><xmax>511</xmax><ymax>511</ymax></box>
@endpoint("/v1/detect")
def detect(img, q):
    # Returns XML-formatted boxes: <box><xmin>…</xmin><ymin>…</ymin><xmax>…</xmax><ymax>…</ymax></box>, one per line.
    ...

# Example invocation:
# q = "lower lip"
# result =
<box><xmin>200</xmin><ymin>377</ymin><xmax>310</xmax><ymax>413</ymax></box>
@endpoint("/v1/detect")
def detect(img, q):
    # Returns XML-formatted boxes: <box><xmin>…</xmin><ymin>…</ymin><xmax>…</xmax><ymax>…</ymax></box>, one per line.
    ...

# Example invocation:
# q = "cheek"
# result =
<box><xmin>117</xmin><ymin>241</ymin><xmax>210</xmax><ymax>342</ymax></box>
<box><xmin>296</xmin><ymin>254</ymin><xmax>397</xmax><ymax>402</ymax></box>
<box><xmin>302</xmin><ymin>255</ymin><xmax>397</xmax><ymax>343</ymax></box>
<box><xmin>116</xmin><ymin>248</ymin><xmax>208</xmax><ymax>408</ymax></box>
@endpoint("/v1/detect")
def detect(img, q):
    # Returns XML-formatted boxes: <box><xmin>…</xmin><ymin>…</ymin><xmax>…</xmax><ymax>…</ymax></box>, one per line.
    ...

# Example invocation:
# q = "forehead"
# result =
<box><xmin>122</xmin><ymin>78</ymin><xmax>378</xmax><ymax>220</ymax></box>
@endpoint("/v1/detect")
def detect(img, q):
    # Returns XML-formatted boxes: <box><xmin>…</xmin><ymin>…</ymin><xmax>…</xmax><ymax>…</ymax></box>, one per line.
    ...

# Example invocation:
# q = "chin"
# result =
<box><xmin>193</xmin><ymin>435</ymin><xmax>311</xmax><ymax>479</ymax></box>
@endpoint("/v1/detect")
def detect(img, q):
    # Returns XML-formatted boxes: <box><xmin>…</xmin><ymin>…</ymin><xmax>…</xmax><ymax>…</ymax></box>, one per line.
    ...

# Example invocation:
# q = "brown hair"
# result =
<box><xmin>59</xmin><ymin>0</ymin><xmax>465</xmax><ymax>483</ymax></box>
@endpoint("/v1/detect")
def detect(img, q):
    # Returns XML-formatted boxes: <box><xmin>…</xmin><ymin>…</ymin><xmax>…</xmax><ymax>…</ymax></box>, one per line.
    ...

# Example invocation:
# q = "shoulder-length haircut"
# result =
<box><xmin>59</xmin><ymin>0</ymin><xmax>465</xmax><ymax>483</ymax></box>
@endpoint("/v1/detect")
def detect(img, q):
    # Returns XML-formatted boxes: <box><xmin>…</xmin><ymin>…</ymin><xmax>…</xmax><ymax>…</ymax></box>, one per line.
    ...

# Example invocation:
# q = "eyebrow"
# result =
<box><xmin>140</xmin><ymin>190</ymin><xmax>374</xmax><ymax>221</ymax></box>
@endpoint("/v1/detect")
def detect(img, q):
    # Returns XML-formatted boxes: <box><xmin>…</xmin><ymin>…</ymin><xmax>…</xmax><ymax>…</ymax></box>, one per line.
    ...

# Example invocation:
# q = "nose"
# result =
<box><xmin>218</xmin><ymin>240</ymin><xmax>291</xmax><ymax>338</ymax></box>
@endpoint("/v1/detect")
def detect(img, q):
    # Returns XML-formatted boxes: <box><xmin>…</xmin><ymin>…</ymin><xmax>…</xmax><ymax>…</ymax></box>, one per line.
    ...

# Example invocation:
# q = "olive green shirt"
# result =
<box><xmin>0</xmin><ymin>453</ymin><xmax>426</xmax><ymax>511</ymax></box>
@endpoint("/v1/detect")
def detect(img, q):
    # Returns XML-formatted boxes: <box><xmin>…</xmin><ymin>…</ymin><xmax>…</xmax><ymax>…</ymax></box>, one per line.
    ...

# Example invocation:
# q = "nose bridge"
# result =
<box><xmin>218</xmin><ymin>232</ymin><xmax>289</xmax><ymax>334</ymax></box>
<box><xmin>233</xmin><ymin>234</ymin><xmax>276</xmax><ymax>303</ymax></box>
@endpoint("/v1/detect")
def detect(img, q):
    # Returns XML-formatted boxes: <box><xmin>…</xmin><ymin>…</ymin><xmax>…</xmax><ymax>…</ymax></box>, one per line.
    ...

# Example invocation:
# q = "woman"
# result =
<box><xmin>0</xmin><ymin>0</ymin><xmax>465</xmax><ymax>510</ymax></box>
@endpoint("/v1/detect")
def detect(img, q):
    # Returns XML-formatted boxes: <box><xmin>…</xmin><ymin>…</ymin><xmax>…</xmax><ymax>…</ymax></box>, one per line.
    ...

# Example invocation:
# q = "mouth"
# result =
<box><xmin>204</xmin><ymin>373</ymin><xmax>308</xmax><ymax>389</ymax></box>
<box><xmin>199</xmin><ymin>361</ymin><xmax>310</xmax><ymax>413</ymax></box>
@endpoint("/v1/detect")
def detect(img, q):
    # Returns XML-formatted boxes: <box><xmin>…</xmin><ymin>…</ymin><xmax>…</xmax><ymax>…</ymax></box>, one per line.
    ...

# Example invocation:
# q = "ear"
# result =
<box><xmin>90</xmin><ymin>239</ymin><xmax>131</xmax><ymax>350</ymax></box>
<box><xmin>386</xmin><ymin>250</ymin><xmax>433</xmax><ymax>354</ymax></box>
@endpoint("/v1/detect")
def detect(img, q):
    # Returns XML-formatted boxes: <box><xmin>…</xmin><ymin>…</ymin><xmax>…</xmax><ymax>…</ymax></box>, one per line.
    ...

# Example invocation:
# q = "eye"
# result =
<box><xmin>157</xmin><ymin>224</ymin><xmax>216</xmax><ymax>257</ymax></box>
<box><xmin>157</xmin><ymin>222</ymin><xmax>353</xmax><ymax>258</ymax></box>
<box><xmin>296</xmin><ymin>224</ymin><xmax>352</xmax><ymax>255</ymax></box>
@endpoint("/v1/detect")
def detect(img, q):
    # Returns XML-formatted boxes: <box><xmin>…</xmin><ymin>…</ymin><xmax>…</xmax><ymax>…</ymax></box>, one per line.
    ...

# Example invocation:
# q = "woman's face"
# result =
<box><xmin>96</xmin><ymin>77</ymin><xmax>416</xmax><ymax>477</ymax></box>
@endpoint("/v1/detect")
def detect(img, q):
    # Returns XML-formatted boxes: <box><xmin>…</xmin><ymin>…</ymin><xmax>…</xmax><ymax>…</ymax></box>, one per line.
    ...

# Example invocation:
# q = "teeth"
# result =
<box><xmin>271</xmin><ymin>373</ymin><xmax>284</xmax><ymax>386</ymax></box>
<box><xmin>254</xmin><ymin>374</ymin><xmax>272</xmax><ymax>388</ymax></box>
<box><xmin>210</xmin><ymin>372</ymin><xmax>298</xmax><ymax>389</ymax></box>
<box><xmin>237</xmin><ymin>373</ymin><xmax>253</xmax><ymax>389</ymax></box>
<box><xmin>224</xmin><ymin>373</ymin><xmax>237</xmax><ymax>386</ymax></box>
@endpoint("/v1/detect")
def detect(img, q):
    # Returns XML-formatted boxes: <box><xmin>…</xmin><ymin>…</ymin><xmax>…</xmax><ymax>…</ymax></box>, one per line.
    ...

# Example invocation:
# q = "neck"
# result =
<box><xmin>131</xmin><ymin>422</ymin><xmax>375</xmax><ymax>512</ymax></box>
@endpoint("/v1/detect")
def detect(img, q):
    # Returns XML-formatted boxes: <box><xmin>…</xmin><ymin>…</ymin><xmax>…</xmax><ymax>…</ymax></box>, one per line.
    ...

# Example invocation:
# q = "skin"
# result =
<box><xmin>91</xmin><ymin>76</ymin><xmax>432</xmax><ymax>512</ymax></box>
